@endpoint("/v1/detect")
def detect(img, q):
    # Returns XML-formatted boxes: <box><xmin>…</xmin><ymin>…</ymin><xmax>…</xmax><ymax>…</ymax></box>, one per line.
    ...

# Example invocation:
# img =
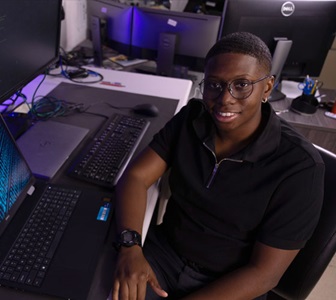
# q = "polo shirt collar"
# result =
<box><xmin>192</xmin><ymin>101</ymin><xmax>281</xmax><ymax>163</ymax></box>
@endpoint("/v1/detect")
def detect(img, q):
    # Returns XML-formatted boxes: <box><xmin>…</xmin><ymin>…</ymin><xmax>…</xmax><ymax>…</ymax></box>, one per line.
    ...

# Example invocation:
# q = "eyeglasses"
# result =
<box><xmin>199</xmin><ymin>75</ymin><xmax>271</xmax><ymax>100</ymax></box>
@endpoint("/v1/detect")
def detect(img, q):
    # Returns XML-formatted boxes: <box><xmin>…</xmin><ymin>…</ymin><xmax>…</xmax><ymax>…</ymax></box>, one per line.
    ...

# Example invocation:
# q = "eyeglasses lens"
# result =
<box><xmin>200</xmin><ymin>79</ymin><xmax>253</xmax><ymax>100</ymax></box>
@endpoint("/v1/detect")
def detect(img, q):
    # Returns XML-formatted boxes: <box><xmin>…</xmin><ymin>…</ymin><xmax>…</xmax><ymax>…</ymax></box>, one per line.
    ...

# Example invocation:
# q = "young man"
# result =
<box><xmin>112</xmin><ymin>32</ymin><xmax>324</xmax><ymax>300</ymax></box>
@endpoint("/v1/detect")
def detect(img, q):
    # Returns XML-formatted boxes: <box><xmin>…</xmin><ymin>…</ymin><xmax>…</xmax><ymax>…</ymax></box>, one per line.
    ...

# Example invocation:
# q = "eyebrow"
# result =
<box><xmin>205</xmin><ymin>76</ymin><xmax>255</xmax><ymax>82</ymax></box>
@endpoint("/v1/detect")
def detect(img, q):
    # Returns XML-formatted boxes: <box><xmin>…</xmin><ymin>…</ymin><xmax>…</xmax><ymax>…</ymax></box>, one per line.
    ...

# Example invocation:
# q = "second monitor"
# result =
<box><xmin>219</xmin><ymin>0</ymin><xmax>336</xmax><ymax>100</ymax></box>
<box><xmin>131</xmin><ymin>6</ymin><xmax>222</xmax><ymax>77</ymax></box>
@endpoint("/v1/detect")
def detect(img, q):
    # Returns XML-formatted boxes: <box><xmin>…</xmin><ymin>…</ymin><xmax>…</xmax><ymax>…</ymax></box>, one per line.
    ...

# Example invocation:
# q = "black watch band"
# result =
<box><xmin>114</xmin><ymin>229</ymin><xmax>142</xmax><ymax>250</ymax></box>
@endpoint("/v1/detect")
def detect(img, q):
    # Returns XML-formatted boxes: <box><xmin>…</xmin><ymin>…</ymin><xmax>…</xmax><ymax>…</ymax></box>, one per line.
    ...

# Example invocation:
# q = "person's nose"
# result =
<box><xmin>216</xmin><ymin>87</ymin><xmax>235</xmax><ymax>105</ymax></box>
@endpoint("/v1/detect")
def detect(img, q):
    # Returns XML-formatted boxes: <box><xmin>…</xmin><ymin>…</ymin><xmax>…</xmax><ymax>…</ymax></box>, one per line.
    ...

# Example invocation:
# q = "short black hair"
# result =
<box><xmin>205</xmin><ymin>32</ymin><xmax>272</xmax><ymax>73</ymax></box>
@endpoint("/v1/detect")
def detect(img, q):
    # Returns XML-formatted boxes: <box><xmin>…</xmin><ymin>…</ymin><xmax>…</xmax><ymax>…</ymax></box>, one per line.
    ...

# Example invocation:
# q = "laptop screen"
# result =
<box><xmin>0</xmin><ymin>116</ymin><xmax>35</xmax><ymax>235</ymax></box>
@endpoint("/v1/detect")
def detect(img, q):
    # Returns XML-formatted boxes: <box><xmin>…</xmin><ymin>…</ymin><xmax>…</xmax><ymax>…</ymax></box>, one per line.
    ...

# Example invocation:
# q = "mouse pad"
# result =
<box><xmin>44</xmin><ymin>82</ymin><xmax>179</xmax><ymax>153</ymax></box>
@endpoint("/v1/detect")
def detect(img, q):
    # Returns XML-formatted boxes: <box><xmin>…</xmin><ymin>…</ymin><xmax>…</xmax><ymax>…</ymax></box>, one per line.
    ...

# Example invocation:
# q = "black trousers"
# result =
<box><xmin>143</xmin><ymin>226</ymin><xmax>268</xmax><ymax>300</ymax></box>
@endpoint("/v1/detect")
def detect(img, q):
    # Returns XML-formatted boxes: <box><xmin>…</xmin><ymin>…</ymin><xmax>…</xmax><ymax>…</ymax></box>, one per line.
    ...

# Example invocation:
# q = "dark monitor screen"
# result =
<box><xmin>0</xmin><ymin>0</ymin><xmax>62</xmax><ymax>104</ymax></box>
<box><xmin>131</xmin><ymin>6</ymin><xmax>221</xmax><ymax>73</ymax></box>
<box><xmin>87</xmin><ymin>0</ymin><xmax>133</xmax><ymax>56</ymax></box>
<box><xmin>220</xmin><ymin>0</ymin><xmax>336</xmax><ymax>79</ymax></box>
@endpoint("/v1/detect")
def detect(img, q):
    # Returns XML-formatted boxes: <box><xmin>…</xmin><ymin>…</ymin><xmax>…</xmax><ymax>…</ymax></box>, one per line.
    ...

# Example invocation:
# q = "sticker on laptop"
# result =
<box><xmin>97</xmin><ymin>203</ymin><xmax>111</xmax><ymax>222</ymax></box>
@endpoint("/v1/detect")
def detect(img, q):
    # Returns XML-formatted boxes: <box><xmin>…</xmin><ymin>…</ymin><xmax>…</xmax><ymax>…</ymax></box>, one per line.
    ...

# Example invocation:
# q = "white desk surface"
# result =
<box><xmin>3</xmin><ymin>67</ymin><xmax>193</xmax><ymax>241</ymax></box>
<box><xmin>4</xmin><ymin>67</ymin><xmax>193</xmax><ymax>114</ymax></box>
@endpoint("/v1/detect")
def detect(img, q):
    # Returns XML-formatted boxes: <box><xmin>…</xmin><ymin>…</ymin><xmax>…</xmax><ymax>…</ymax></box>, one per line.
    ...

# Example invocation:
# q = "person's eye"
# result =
<box><xmin>206</xmin><ymin>81</ymin><xmax>222</xmax><ymax>90</ymax></box>
<box><xmin>233</xmin><ymin>80</ymin><xmax>250</xmax><ymax>90</ymax></box>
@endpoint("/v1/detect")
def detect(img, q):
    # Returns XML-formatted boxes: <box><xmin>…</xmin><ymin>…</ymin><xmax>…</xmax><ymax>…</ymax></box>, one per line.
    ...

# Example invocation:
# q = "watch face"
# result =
<box><xmin>123</xmin><ymin>231</ymin><xmax>134</xmax><ymax>243</ymax></box>
<box><xmin>120</xmin><ymin>230</ymin><xmax>141</xmax><ymax>247</ymax></box>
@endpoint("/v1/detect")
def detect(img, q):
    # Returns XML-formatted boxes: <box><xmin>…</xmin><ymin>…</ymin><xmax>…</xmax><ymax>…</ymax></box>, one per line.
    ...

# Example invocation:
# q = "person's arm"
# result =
<box><xmin>112</xmin><ymin>147</ymin><xmax>169</xmax><ymax>300</ymax></box>
<box><xmin>182</xmin><ymin>242</ymin><xmax>299</xmax><ymax>300</ymax></box>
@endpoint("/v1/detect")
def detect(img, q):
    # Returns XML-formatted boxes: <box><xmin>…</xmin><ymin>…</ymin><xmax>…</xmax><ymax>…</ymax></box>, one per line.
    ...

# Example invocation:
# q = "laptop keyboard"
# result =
<box><xmin>0</xmin><ymin>185</ymin><xmax>81</xmax><ymax>287</ymax></box>
<box><xmin>67</xmin><ymin>113</ymin><xmax>149</xmax><ymax>187</ymax></box>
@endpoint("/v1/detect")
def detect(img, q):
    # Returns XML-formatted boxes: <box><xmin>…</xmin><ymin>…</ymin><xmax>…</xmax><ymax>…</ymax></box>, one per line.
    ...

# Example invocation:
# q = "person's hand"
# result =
<box><xmin>112</xmin><ymin>246</ymin><xmax>168</xmax><ymax>300</ymax></box>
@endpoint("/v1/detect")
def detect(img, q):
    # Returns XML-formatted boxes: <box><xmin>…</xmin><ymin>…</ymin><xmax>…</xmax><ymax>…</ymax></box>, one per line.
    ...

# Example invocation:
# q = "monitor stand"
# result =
<box><xmin>135</xmin><ymin>32</ymin><xmax>194</xmax><ymax>80</ymax></box>
<box><xmin>135</xmin><ymin>63</ymin><xmax>195</xmax><ymax>81</ymax></box>
<box><xmin>90</xmin><ymin>16</ymin><xmax>104</xmax><ymax>67</ymax></box>
<box><xmin>269</xmin><ymin>38</ymin><xmax>293</xmax><ymax>102</ymax></box>
<box><xmin>156</xmin><ymin>32</ymin><xmax>176</xmax><ymax>77</ymax></box>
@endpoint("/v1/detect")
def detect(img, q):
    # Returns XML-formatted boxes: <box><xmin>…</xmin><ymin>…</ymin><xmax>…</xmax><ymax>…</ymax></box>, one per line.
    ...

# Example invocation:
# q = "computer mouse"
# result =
<box><xmin>132</xmin><ymin>103</ymin><xmax>159</xmax><ymax>117</ymax></box>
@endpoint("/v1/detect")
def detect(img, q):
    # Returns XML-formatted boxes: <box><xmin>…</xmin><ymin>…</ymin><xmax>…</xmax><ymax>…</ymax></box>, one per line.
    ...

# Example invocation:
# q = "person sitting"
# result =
<box><xmin>111</xmin><ymin>31</ymin><xmax>325</xmax><ymax>300</ymax></box>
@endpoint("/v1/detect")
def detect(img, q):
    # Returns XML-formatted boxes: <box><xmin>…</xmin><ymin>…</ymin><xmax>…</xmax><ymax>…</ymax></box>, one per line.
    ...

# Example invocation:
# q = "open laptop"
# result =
<box><xmin>0</xmin><ymin>114</ymin><xmax>113</xmax><ymax>299</ymax></box>
<box><xmin>16</xmin><ymin>120</ymin><xmax>89</xmax><ymax>180</ymax></box>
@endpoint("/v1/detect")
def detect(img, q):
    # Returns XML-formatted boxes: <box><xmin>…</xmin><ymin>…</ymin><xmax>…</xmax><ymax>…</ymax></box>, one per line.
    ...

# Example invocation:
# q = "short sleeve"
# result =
<box><xmin>258</xmin><ymin>161</ymin><xmax>325</xmax><ymax>249</ymax></box>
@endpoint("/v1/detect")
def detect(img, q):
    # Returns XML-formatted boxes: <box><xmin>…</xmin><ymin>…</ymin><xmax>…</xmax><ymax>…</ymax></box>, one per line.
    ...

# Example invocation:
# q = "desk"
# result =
<box><xmin>12</xmin><ymin>67</ymin><xmax>191</xmax><ymax>113</ymax></box>
<box><xmin>15</xmin><ymin>66</ymin><xmax>192</xmax><ymax>238</ymax></box>
<box><xmin>0</xmin><ymin>68</ymin><xmax>192</xmax><ymax>299</ymax></box>
<box><xmin>270</xmin><ymin>89</ymin><xmax>336</xmax><ymax>153</ymax></box>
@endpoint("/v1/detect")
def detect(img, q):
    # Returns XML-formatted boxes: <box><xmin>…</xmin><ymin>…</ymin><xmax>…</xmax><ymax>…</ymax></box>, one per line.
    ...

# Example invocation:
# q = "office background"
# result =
<box><xmin>60</xmin><ymin>0</ymin><xmax>336</xmax><ymax>89</ymax></box>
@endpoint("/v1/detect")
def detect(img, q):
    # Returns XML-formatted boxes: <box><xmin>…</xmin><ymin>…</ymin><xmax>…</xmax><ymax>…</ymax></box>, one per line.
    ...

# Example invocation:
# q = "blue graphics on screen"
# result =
<box><xmin>0</xmin><ymin>125</ymin><xmax>31</xmax><ymax>222</ymax></box>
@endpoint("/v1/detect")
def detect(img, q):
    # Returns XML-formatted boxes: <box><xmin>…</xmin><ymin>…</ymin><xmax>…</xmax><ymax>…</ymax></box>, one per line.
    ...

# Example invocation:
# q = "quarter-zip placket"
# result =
<box><xmin>203</xmin><ymin>142</ymin><xmax>243</xmax><ymax>188</ymax></box>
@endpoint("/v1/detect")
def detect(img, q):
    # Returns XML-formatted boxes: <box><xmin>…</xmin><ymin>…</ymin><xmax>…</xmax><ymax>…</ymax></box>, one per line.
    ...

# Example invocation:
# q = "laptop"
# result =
<box><xmin>0</xmin><ymin>114</ymin><xmax>113</xmax><ymax>299</ymax></box>
<box><xmin>16</xmin><ymin>120</ymin><xmax>89</xmax><ymax>180</ymax></box>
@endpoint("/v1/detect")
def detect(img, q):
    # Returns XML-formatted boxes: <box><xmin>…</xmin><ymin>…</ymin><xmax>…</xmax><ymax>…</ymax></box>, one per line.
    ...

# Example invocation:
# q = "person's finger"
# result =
<box><xmin>136</xmin><ymin>273</ymin><xmax>149</xmax><ymax>300</ymax></box>
<box><xmin>128</xmin><ymin>280</ymin><xmax>138</xmax><ymax>300</ymax></box>
<box><xmin>147</xmin><ymin>273</ymin><xmax>168</xmax><ymax>298</ymax></box>
<box><xmin>119</xmin><ymin>281</ymin><xmax>130</xmax><ymax>300</ymax></box>
<box><xmin>112</xmin><ymin>280</ymin><xmax>120</xmax><ymax>300</ymax></box>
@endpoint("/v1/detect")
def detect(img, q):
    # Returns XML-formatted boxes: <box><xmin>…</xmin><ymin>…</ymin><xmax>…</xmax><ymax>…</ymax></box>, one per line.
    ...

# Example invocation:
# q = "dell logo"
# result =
<box><xmin>281</xmin><ymin>1</ymin><xmax>295</xmax><ymax>17</ymax></box>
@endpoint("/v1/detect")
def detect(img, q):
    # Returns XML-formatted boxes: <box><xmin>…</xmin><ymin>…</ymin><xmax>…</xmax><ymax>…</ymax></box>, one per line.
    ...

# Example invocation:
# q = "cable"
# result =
<box><xmin>1</xmin><ymin>91</ymin><xmax>29</xmax><ymax>114</ymax></box>
<box><xmin>30</xmin><ymin>96</ymin><xmax>65</xmax><ymax>120</ymax></box>
<box><xmin>29</xmin><ymin>94</ymin><xmax>111</xmax><ymax>121</ymax></box>
<box><xmin>61</xmin><ymin>67</ymin><xmax>104</xmax><ymax>84</ymax></box>
<box><xmin>102</xmin><ymin>101</ymin><xmax>133</xmax><ymax>111</ymax></box>
<box><xmin>57</xmin><ymin>49</ymin><xmax>104</xmax><ymax>84</ymax></box>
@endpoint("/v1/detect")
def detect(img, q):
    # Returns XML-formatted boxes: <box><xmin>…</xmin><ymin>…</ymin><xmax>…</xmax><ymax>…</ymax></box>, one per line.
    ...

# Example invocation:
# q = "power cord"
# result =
<box><xmin>61</xmin><ymin>68</ymin><xmax>104</xmax><ymax>84</ymax></box>
<box><xmin>47</xmin><ymin>49</ymin><xmax>104</xmax><ymax>84</ymax></box>
<box><xmin>56</xmin><ymin>48</ymin><xmax>104</xmax><ymax>84</ymax></box>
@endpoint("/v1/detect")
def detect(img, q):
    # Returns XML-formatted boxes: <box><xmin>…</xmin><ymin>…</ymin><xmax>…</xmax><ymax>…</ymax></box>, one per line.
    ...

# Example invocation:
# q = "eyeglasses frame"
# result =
<box><xmin>199</xmin><ymin>74</ymin><xmax>272</xmax><ymax>100</ymax></box>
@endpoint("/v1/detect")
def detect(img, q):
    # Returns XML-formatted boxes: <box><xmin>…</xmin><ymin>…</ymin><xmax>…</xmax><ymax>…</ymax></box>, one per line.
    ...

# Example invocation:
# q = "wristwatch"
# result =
<box><xmin>115</xmin><ymin>229</ymin><xmax>142</xmax><ymax>250</ymax></box>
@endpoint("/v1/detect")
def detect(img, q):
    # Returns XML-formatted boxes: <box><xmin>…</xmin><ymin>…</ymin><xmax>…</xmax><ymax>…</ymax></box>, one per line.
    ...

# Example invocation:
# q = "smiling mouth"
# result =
<box><xmin>217</xmin><ymin>111</ymin><xmax>238</xmax><ymax>117</ymax></box>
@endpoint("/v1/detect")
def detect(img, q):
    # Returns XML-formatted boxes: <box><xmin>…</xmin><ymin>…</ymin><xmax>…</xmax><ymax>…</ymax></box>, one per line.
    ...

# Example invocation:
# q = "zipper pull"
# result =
<box><xmin>206</xmin><ymin>163</ymin><xmax>219</xmax><ymax>189</ymax></box>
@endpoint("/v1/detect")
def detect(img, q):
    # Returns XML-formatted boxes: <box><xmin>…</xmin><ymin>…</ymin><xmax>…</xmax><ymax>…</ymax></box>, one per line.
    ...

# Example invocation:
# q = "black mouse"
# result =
<box><xmin>132</xmin><ymin>103</ymin><xmax>159</xmax><ymax>117</ymax></box>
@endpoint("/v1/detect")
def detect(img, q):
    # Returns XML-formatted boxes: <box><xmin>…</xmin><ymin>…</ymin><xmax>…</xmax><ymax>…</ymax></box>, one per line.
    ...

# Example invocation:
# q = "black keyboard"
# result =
<box><xmin>0</xmin><ymin>185</ymin><xmax>81</xmax><ymax>287</ymax></box>
<box><xmin>67</xmin><ymin>113</ymin><xmax>150</xmax><ymax>187</ymax></box>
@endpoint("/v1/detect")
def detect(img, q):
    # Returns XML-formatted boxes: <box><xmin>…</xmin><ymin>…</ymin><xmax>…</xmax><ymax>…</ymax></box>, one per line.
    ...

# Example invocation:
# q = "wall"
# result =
<box><xmin>60</xmin><ymin>0</ymin><xmax>88</xmax><ymax>52</ymax></box>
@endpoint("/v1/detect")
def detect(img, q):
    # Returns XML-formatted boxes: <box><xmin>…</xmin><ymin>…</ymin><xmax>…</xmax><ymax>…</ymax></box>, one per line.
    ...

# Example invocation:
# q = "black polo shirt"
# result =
<box><xmin>149</xmin><ymin>99</ymin><xmax>324</xmax><ymax>273</ymax></box>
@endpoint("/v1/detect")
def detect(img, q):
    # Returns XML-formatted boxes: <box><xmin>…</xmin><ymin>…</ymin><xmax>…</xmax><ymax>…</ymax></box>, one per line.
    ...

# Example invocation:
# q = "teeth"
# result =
<box><xmin>218</xmin><ymin>112</ymin><xmax>235</xmax><ymax>117</ymax></box>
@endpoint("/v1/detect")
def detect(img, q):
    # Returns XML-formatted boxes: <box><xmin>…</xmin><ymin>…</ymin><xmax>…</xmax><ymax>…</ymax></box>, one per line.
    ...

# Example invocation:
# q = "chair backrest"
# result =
<box><xmin>270</xmin><ymin>145</ymin><xmax>336</xmax><ymax>300</ymax></box>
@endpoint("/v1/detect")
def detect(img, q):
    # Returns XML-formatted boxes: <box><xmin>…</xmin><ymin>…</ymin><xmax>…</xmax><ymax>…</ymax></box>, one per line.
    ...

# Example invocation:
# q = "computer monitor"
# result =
<box><xmin>87</xmin><ymin>0</ymin><xmax>134</xmax><ymax>58</ymax></box>
<box><xmin>131</xmin><ymin>6</ymin><xmax>222</xmax><ymax>76</ymax></box>
<box><xmin>219</xmin><ymin>0</ymin><xmax>336</xmax><ymax>100</ymax></box>
<box><xmin>0</xmin><ymin>0</ymin><xmax>62</xmax><ymax>105</ymax></box>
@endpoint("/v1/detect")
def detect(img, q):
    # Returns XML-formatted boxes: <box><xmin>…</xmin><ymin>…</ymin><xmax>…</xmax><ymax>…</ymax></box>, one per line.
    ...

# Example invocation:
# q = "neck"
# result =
<box><xmin>215</xmin><ymin>114</ymin><xmax>265</xmax><ymax>159</ymax></box>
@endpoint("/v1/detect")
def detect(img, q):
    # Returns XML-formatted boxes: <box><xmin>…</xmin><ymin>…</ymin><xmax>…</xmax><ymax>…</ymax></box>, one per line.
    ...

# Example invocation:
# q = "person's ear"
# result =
<box><xmin>264</xmin><ymin>76</ymin><xmax>275</xmax><ymax>97</ymax></box>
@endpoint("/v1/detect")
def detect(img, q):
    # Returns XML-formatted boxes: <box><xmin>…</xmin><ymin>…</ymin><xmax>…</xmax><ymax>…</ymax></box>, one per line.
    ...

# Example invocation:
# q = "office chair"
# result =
<box><xmin>268</xmin><ymin>145</ymin><xmax>336</xmax><ymax>299</ymax></box>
